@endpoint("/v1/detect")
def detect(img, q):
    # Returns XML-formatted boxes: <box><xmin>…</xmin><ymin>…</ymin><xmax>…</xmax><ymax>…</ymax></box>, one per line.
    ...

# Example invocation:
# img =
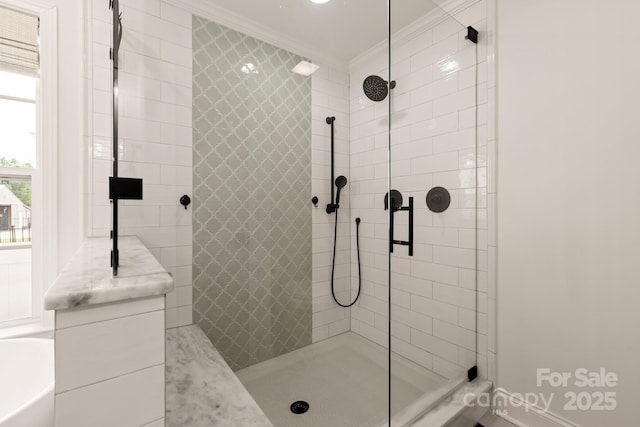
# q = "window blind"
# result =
<box><xmin>0</xmin><ymin>6</ymin><xmax>39</xmax><ymax>77</ymax></box>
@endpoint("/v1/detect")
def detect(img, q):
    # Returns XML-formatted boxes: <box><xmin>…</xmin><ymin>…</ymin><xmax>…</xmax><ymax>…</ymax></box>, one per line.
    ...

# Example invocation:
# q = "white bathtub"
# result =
<box><xmin>0</xmin><ymin>339</ymin><xmax>54</xmax><ymax>427</ymax></box>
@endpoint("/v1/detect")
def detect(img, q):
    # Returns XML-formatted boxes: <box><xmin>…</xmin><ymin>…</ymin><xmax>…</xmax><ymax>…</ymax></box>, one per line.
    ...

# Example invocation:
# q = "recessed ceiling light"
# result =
<box><xmin>310</xmin><ymin>0</ymin><xmax>331</xmax><ymax>4</ymax></box>
<box><xmin>292</xmin><ymin>61</ymin><xmax>320</xmax><ymax>76</ymax></box>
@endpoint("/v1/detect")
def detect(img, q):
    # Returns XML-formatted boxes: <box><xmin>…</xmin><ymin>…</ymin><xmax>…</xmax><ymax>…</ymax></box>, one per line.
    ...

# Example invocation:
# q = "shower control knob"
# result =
<box><xmin>311</xmin><ymin>196</ymin><xmax>318</xmax><ymax>207</ymax></box>
<box><xmin>426</xmin><ymin>187</ymin><xmax>450</xmax><ymax>213</ymax></box>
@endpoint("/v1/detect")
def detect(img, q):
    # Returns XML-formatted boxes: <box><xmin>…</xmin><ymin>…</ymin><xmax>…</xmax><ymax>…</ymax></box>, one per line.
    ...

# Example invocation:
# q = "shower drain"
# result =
<box><xmin>290</xmin><ymin>400</ymin><xmax>310</xmax><ymax>414</ymax></box>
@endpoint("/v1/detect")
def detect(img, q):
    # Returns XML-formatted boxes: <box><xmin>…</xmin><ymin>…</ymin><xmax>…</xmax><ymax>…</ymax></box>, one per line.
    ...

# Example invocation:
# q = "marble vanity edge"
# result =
<box><xmin>44</xmin><ymin>236</ymin><xmax>174</xmax><ymax>311</ymax></box>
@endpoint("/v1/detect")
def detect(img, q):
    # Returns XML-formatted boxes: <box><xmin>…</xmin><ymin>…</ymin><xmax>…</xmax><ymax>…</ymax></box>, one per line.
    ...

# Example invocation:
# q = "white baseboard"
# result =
<box><xmin>492</xmin><ymin>389</ymin><xmax>582</xmax><ymax>427</ymax></box>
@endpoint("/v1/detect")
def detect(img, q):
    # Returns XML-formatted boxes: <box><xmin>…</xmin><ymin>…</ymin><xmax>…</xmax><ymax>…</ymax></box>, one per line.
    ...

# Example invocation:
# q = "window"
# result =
<box><xmin>0</xmin><ymin>6</ymin><xmax>39</xmax><ymax>327</ymax></box>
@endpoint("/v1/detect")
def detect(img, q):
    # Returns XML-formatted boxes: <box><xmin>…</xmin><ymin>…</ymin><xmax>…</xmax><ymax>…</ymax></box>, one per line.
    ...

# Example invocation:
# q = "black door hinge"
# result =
<box><xmin>466</xmin><ymin>26</ymin><xmax>479</xmax><ymax>44</ymax></box>
<box><xmin>468</xmin><ymin>365</ymin><xmax>478</xmax><ymax>381</ymax></box>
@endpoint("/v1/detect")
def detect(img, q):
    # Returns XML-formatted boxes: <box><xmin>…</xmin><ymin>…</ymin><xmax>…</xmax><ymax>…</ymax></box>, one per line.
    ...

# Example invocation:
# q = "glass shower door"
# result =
<box><xmin>387</xmin><ymin>1</ymin><xmax>481</xmax><ymax>423</ymax></box>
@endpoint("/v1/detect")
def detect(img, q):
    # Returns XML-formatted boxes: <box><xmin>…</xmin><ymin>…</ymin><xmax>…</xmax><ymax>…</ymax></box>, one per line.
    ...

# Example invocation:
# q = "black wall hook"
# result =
<box><xmin>180</xmin><ymin>195</ymin><xmax>191</xmax><ymax>210</ymax></box>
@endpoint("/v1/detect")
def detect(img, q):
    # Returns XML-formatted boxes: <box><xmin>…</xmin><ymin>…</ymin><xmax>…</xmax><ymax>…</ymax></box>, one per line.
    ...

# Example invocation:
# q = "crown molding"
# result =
<box><xmin>349</xmin><ymin>0</ymin><xmax>482</xmax><ymax>71</ymax></box>
<box><xmin>163</xmin><ymin>0</ymin><xmax>349</xmax><ymax>72</ymax></box>
<box><xmin>164</xmin><ymin>0</ymin><xmax>482</xmax><ymax>74</ymax></box>
<box><xmin>439</xmin><ymin>0</ymin><xmax>483</xmax><ymax>15</ymax></box>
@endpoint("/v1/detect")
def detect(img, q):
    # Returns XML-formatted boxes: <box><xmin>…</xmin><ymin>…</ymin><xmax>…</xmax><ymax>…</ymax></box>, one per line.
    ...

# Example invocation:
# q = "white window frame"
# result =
<box><xmin>0</xmin><ymin>1</ymin><xmax>57</xmax><ymax>336</ymax></box>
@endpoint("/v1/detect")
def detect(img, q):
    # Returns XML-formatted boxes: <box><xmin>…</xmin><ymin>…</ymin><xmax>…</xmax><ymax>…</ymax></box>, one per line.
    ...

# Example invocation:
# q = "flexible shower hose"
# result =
<box><xmin>331</xmin><ymin>213</ymin><xmax>362</xmax><ymax>308</ymax></box>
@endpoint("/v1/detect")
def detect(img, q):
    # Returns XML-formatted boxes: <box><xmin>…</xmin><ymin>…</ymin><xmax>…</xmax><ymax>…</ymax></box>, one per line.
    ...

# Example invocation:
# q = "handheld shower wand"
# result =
<box><xmin>328</xmin><ymin>176</ymin><xmax>362</xmax><ymax>308</ymax></box>
<box><xmin>327</xmin><ymin>176</ymin><xmax>347</xmax><ymax>213</ymax></box>
<box><xmin>335</xmin><ymin>175</ymin><xmax>347</xmax><ymax>204</ymax></box>
<box><xmin>323</xmin><ymin>117</ymin><xmax>362</xmax><ymax>307</ymax></box>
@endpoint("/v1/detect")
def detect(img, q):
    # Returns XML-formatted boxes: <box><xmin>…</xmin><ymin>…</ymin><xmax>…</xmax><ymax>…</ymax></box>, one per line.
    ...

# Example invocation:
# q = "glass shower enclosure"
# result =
<box><xmin>387</xmin><ymin>1</ymin><xmax>481</xmax><ymax>422</ymax></box>
<box><xmin>191</xmin><ymin>0</ymin><xmax>479</xmax><ymax>425</ymax></box>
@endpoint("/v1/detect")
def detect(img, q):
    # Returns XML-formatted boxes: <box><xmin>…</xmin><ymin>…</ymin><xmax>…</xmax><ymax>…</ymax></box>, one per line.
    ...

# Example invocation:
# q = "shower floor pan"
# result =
<box><xmin>236</xmin><ymin>332</ymin><xmax>447</xmax><ymax>427</ymax></box>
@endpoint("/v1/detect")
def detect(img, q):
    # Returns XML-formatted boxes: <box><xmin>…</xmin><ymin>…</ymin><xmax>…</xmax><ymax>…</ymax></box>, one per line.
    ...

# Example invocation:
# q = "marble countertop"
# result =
<box><xmin>166</xmin><ymin>325</ymin><xmax>274</xmax><ymax>427</ymax></box>
<box><xmin>44</xmin><ymin>236</ymin><xmax>174</xmax><ymax>311</ymax></box>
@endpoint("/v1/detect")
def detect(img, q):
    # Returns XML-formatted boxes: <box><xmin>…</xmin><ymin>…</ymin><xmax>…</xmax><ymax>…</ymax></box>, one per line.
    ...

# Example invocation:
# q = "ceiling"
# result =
<box><xmin>205</xmin><ymin>0</ymin><xmax>442</xmax><ymax>64</ymax></box>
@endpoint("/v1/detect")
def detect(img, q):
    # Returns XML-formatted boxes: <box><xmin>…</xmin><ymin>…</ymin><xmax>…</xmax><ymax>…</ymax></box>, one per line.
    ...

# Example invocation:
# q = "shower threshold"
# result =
<box><xmin>235</xmin><ymin>332</ymin><xmax>449</xmax><ymax>427</ymax></box>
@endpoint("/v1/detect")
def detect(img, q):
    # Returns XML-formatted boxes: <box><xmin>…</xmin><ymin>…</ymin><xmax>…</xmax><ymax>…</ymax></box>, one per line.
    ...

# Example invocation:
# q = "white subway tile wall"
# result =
<box><xmin>311</xmin><ymin>65</ymin><xmax>352</xmax><ymax>342</ymax></box>
<box><xmin>348</xmin><ymin>4</ymin><xmax>490</xmax><ymax>380</ymax></box>
<box><xmin>88</xmin><ymin>0</ymin><xmax>193</xmax><ymax>329</ymax></box>
<box><xmin>85</xmin><ymin>1</ymin><xmax>496</xmax><ymax>382</ymax></box>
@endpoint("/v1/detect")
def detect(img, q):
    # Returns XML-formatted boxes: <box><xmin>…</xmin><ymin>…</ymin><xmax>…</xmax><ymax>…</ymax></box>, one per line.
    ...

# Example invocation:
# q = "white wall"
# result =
<box><xmin>87</xmin><ymin>0</ymin><xmax>193</xmax><ymax>328</ymax></box>
<box><xmin>497</xmin><ymin>1</ymin><xmax>640</xmax><ymax>425</ymax></box>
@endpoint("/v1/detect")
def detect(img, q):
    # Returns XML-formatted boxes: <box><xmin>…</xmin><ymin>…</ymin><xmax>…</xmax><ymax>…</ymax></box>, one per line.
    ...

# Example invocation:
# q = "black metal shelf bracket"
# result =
<box><xmin>389</xmin><ymin>196</ymin><xmax>414</xmax><ymax>256</ymax></box>
<box><xmin>109</xmin><ymin>177</ymin><xmax>143</xmax><ymax>200</ymax></box>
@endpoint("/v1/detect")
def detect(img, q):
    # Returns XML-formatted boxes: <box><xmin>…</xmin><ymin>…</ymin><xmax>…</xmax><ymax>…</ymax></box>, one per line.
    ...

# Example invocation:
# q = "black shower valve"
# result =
<box><xmin>426</xmin><ymin>187</ymin><xmax>450</xmax><ymax>213</ymax></box>
<box><xmin>311</xmin><ymin>196</ymin><xmax>319</xmax><ymax>207</ymax></box>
